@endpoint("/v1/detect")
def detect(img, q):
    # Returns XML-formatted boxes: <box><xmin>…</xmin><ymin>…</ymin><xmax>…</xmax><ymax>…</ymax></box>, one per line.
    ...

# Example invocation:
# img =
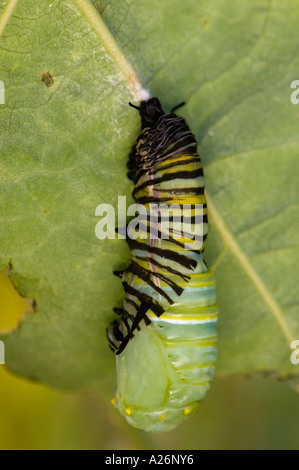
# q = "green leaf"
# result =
<box><xmin>0</xmin><ymin>0</ymin><xmax>298</xmax><ymax>391</ymax></box>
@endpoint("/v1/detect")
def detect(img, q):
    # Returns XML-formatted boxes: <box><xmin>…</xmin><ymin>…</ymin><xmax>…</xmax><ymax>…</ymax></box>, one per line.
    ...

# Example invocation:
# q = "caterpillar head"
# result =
<box><xmin>129</xmin><ymin>97</ymin><xmax>165</xmax><ymax>129</ymax></box>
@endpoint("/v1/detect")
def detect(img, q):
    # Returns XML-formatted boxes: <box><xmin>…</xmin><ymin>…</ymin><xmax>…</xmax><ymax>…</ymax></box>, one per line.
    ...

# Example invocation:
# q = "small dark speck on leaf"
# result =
<box><xmin>42</xmin><ymin>71</ymin><xmax>54</xmax><ymax>88</ymax></box>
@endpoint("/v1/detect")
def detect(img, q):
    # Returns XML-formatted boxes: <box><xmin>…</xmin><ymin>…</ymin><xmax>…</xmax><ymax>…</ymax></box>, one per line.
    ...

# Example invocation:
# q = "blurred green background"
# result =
<box><xmin>1</xmin><ymin>270</ymin><xmax>299</xmax><ymax>450</ymax></box>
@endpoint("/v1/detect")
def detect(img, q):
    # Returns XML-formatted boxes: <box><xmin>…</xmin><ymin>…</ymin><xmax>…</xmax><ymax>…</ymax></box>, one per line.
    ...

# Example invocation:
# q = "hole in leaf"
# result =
<box><xmin>0</xmin><ymin>265</ymin><xmax>35</xmax><ymax>333</ymax></box>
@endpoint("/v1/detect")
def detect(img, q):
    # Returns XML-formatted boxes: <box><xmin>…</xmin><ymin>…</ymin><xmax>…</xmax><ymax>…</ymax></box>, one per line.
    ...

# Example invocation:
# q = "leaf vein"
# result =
<box><xmin>206</xmin><ymin>190</ymin><xmax>295</xmax><ymax>346</ymax></box>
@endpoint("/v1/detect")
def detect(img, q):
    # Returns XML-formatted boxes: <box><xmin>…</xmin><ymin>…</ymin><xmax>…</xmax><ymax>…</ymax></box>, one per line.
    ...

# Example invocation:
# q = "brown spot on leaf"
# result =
<box><xmin>41</xmin><ymin>71</ymin><xmax>54</xmax><ymax>88</ymax></box>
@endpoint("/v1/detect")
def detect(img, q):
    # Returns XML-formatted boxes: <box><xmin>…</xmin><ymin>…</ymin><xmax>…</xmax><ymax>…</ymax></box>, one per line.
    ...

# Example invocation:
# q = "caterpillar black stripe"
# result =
<box><xmin>107</xmin><ymin>97</ymin><xmax>218</xmax><ymax>433</ymax></box>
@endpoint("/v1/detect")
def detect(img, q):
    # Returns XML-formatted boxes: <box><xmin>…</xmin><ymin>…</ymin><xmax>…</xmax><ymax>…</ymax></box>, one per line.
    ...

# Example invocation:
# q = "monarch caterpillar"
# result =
<box><xmin>107</xmin><ymin>97</ymin><xmax>218</xmax><ymax>433</ymax></box>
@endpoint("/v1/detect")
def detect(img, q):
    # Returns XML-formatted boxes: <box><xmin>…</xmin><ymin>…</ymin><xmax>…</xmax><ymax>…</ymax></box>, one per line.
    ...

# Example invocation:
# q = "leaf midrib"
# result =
<box><xmin>72</xmin><ymin>0</ymin><xmax>147</xmax><ymax>100</ymax></box>
<box><xmin>0</xmin><ymin>0</ymin><xmax>19</xmax><ymax>38</ymax></box>
<box><xmin>206</xmin><ymin>191</ymin><xmax>295</xmax><ymax>346</ymax></box>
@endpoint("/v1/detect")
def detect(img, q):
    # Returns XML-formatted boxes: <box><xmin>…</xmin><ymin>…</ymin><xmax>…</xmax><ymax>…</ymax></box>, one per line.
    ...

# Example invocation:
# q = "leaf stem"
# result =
<box><xmin>0</xmin><ymin>0</ymin><xmax>19</xmax><ymax>38</ymax></box>
<box><xmin>72</xmin><ymin>0</ymin><xmax>150</xmax><ymax>102</ymax></box>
